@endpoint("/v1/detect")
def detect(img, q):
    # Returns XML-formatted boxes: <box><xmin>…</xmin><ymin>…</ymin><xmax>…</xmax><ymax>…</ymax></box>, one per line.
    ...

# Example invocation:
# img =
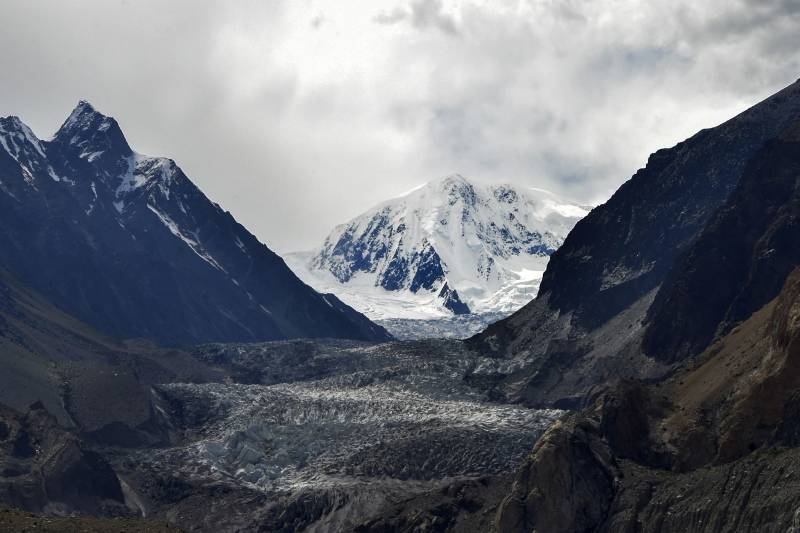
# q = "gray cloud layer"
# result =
<box><xmin>376</xmin><ymin>0</ymin><xmax>460</xmax><ymax>35</ymax></box>
<box><xmin>0</xmin><ymin>0</ymin><xmax>798</xmax><ymax>252</ymax></box>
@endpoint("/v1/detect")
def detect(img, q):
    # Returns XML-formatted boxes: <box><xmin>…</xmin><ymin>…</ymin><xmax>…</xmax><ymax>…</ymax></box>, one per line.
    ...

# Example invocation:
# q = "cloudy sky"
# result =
<box><xmin>1</xmin><ymin>0</ymin><xmax>799</xmax><ymax>252</ymax></box>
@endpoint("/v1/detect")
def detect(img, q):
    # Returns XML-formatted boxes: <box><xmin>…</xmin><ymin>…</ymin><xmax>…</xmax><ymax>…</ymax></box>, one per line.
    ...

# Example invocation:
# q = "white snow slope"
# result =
<box><xmin>285</xmin><ymin>174</ymin><xmax>589</xmax><ymax>323</ymax></box>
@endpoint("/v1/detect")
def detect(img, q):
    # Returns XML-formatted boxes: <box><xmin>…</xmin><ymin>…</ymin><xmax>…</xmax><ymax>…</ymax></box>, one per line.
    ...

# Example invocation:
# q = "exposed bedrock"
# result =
<box><xmin>497</xmin><ymin>268</ymin><xmax>800</xmax><ymax>533</ymax></box>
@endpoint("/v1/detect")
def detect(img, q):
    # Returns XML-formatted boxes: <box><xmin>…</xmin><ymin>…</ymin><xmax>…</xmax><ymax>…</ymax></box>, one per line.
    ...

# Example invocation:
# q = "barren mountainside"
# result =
<box><xmin>471</xmin><ymin>78</ymin><xmax>800</xmax><ymax>408</ymax></box>
<box><xmin>491</xmin><ymin>82</ymin><xmax>800</xmax><ymax>532</ymax></box>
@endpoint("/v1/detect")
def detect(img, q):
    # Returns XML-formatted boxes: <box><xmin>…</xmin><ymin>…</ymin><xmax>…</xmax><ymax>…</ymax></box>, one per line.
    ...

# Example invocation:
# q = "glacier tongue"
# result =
<box><xmin>121</xmin><ymin>339</ymin><xmax>562</xmax><ymax>531</ymax></box>
<box><xmin>286</xmin><ymin>175</ymin><xmax>589</xmax><ymax>328</ymax></box>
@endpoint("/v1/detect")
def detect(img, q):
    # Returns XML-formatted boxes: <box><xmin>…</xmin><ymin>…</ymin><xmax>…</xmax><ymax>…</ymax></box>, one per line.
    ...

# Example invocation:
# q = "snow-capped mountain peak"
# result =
<box><xmin>41</xmin><ymin>101</ymin><xmax>191</xmax><ymax>214</ymax></box>
<box><xmin>0</xmin><ymin>101</ymin><xmax>391</xmax><ymax>344</ymax></box>
<box><xmin>286</xmin><ymin>175</ymin><xmax>589</xmax><ymax>322</ymax></box>
<box><xmin>53</xmin><ymin>100</ymin><xmax>132</xmax><ymax>159</ymax></box>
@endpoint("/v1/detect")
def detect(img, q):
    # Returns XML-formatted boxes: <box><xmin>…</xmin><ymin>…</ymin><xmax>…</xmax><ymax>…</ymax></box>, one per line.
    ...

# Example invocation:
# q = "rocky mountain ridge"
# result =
<box><xmin>489</xmin><ymin>81</ymin><xmax>800</xmax><ymax>532</ymax></box>
<box><xmin>0</xmin><ymin>101</ymin><xmax>389</xmax><ymax>345</ymax></box>
<box><xmin>498</xmin><ymin>265</ymin><xmax>800</xmax><ymax>532</ymax></box>
<box><xmin>471</xmin><ymin>78</ymin><xmax>800</xmax><ymax>408</ymax></box>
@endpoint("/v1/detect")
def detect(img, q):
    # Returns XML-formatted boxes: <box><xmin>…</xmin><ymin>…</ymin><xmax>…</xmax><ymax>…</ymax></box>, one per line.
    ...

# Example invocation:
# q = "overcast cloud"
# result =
<box><xmin>0</xmin><ymin>0</ymin><xmax>798</xmax><ymax>252</ymax></box>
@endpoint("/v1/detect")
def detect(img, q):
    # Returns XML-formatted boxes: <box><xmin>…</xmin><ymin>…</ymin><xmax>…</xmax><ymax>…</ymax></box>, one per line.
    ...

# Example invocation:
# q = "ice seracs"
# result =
<box><xmin>286</xmin><ymin>174</ymin><xmax>589</xmax><ymax>327</ymax></box>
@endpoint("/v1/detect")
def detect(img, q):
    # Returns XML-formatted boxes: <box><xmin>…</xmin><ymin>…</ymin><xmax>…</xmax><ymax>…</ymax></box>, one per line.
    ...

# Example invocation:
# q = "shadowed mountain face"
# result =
<box><xmin>644</xmin><ymin>119</ymin><xmax>800</xmax><ymax>362</ymax></box>
<box><xmin>537</xmin><ymin>80</ymin><xmax>800</xmax><ymax>328</ymax></box>
<box><xmin>0</xmin><ymin>269</ymin><xmax>223</xmax><ymax>435</ymax></box>
<box><xmin>470</xmin><ymin>79</ymin><xmax>800</xmax><ymax>407</ymax></box>
<box><xmin>487</xmin><ymin>82</ymin><xmax>800</xmax><ymax>532</ymax></box>
<box><xmin>0</xmin><ymin>402</ymin><xmax>128</xmax><ymax>517</ymax></box>
<box><xmin>0</xmin><ymin>269</ymin><xmax>226</xmax><ymax>518</ymax></box>
<box><xmin>0</xmin><ymin>102</ymin><xmax>390</xmax><ymax>346</ymax></box>
<box><xmin>498</xmin><ymin>262</ymin><xmax>800</xmax><ymax>533</ymax></box>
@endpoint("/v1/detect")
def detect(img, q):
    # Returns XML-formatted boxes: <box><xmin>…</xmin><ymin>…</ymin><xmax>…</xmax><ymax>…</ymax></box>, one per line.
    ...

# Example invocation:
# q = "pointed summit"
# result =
<box><xmin>0</xmin><ymin>113</ymin><xmax>55</xmax><ymax>185</ymax></box>
<box><xmin>74</xmin><ymin>99</ymin><xmax>95</xmax><ymax>113</ymax></box>
<box><xmin>57</xmin><ymin>100</ymin><xmax>102</xmax><ymax>135</ymax></box>
<box><xmin>0</xmin><ymin>115</ymin><xmax>26</xmax><ymax>131</ymax></box>
<box><xmin>52</xmin><ymin>100</ymin><xmax>132</xmax><ymax>160</ymax></box>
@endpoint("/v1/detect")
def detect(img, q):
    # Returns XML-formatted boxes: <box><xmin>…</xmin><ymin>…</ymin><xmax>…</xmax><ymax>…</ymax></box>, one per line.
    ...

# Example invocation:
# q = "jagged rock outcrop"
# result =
<box><xmin>496</xmin><ymin>414</ymin><xmax>616</xmax><ymax>533</ymax></box>
<box><xmin>439</xmin><ymin>282</ymin><xmax>471</xmax><ymax>315</ymax></box>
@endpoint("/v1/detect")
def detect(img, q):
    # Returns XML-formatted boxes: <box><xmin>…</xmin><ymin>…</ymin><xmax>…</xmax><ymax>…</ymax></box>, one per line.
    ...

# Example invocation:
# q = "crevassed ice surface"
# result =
<box><xmin>134</xmin><ymin>340</ymin><xmax>561</xmax><ymax>507</ymax></box>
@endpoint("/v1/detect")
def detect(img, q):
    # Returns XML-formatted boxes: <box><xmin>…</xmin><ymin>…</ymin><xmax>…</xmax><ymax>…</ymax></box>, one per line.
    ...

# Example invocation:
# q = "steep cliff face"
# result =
<box><xmin>536</xmin><ymin>80</ymin><xmax>800</xmax><ymax>328</ymax></box>
<box><xmin>496</xmin><ymin>268</ymin><xmax>800</xmax><ymax>533</ymax></box>
<box><xmin>471</xmin><ymin>78</ymin><xmax>800</xmax><ymax>407</ymax></box>
<box><xmin>644</xmin><ymin>119</ymin><xmax>800</xmax><ymax>362</ymax></box>
<box><xmin>487</xmin><ymin>80</ymin><xmax>800</xmax><ymax>532</ymax></box>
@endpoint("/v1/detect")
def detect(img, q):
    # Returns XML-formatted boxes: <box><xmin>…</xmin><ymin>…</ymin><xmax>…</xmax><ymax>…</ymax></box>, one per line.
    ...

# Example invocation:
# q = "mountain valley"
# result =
<box><xmin>0</xmin><ymin>268</ymin><xmax>560</xmax><ymax>531</ymax></box>
<box><xmin>2</xmin><ymin>72</ymin><xmax>800</xmax><ymax>533</ymax></box>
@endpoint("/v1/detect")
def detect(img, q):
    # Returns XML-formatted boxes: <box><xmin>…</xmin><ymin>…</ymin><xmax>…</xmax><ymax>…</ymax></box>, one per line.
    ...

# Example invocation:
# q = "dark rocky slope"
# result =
<box><xmin>497</xmin><ymin>267</ymin><xmax>800</xmax><ymax>532</ymax></box>
<box><xmin>644</xmin><ymin>117</ymin><xmax>800</xmax><ymax>362</ymax></box>
<box><xmin>471</xmin><ymin>78</ymin><xmax>800</xmax><ymax>408</ymax></box>
<box><xmin>492</xmin><ymin>103</ymin><xmax>800</xmax><ymax>532</ymax></box>
<box><xmin>0</xmin><ymin>103</ymin><xmax>389</xmax><ymax>345</ymax></box>
<box><xmin>0</xmin><ymin>269</ymin><xmax>222</xmax><ymax>436</ymax></box>
<box><xmin>0</xmin><ymin>402</ymin><xmax>125</xmax><ymax>517</ymax></box>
